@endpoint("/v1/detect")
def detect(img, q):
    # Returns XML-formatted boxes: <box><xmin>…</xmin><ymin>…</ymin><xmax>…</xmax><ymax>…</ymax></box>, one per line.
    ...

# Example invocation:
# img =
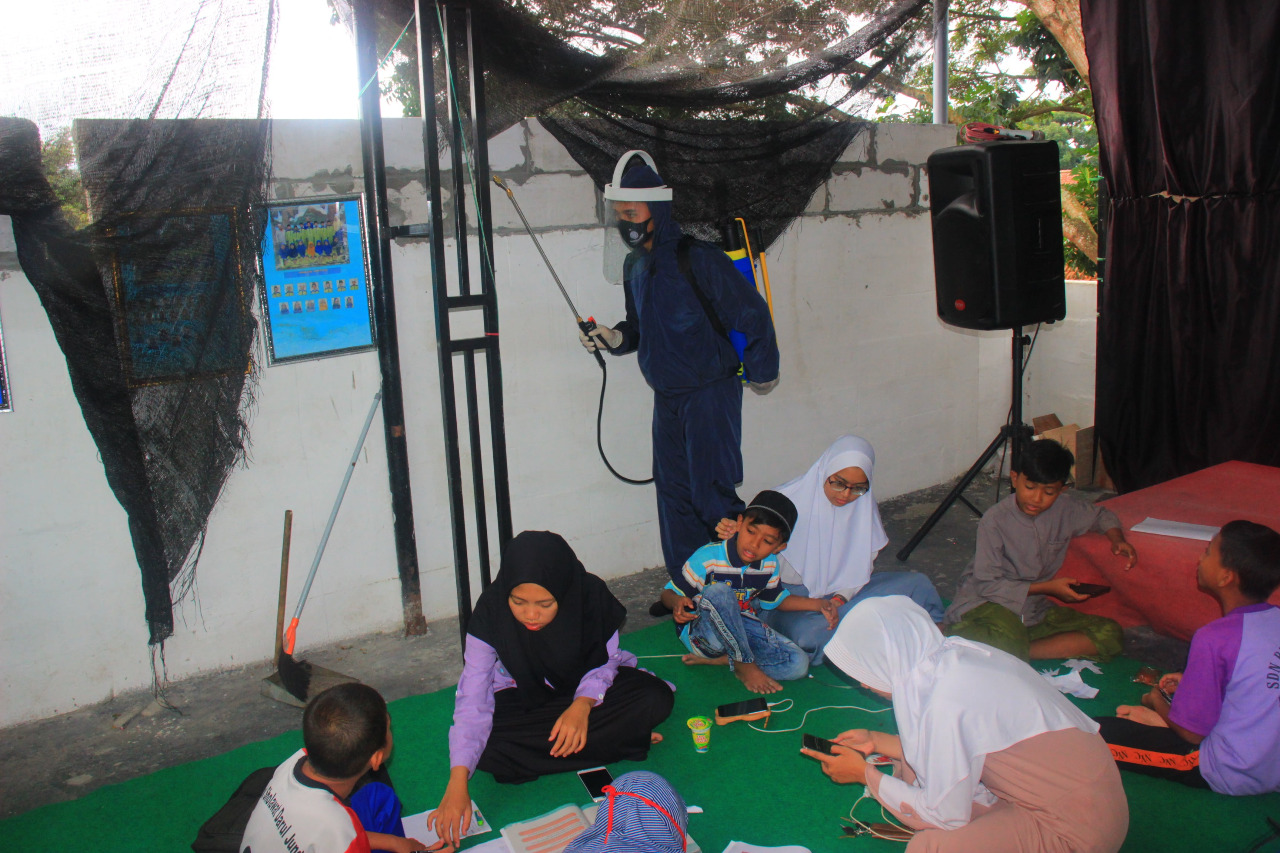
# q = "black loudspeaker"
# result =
<box><xmin>927</xmin><ymin>140</ymin><xmax>1067</xmax><ymax>330</ymax></box>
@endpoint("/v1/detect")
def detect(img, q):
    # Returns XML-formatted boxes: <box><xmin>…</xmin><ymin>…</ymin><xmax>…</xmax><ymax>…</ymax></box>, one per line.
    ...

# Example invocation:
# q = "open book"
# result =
<box><xmin>500</xmin><ymin>804</ymin><xmax>590</xmax><ymax>853</ymax></box>
<box><xmin>501</xmin><ymin>803</ymin><xmax>702</xmax><ymax>853</ymax></box>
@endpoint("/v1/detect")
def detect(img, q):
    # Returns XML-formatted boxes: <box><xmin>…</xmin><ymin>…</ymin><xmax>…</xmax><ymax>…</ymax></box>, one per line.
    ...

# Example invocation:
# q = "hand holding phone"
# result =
<box><xmin>802</xmin><ymin>733</ymin><xmax>839</xmax><ymax>755</ymax></box>
<box><xmin>1069</xmin><ymin>582</ymin><xmax>1111</xmax><ymax>598</ymax></box>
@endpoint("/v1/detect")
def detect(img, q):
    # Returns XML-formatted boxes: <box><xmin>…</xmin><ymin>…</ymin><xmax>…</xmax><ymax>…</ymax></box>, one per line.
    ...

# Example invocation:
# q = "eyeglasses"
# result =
<box><xmin>826</xmin><ymin>476</ymin><xmax>869</xmax><ymax>496</ymax></box>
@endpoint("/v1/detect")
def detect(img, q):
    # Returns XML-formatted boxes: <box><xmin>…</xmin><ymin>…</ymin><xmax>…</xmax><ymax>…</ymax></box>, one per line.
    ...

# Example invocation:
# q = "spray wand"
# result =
<box><xmin>492</xmin><ymin>175</ymin><xmax>651</xmax><ymax>486</ymax></box>
<box><xmin>492</xmin><ymin>175</ymin><xmax>608</xmax><ymax>367</ymax></box>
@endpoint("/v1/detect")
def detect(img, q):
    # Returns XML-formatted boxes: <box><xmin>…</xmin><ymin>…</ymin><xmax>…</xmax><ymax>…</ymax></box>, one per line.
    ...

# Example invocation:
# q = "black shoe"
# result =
<box><xmin>648</xmin><ymin>599</ymin><xmax>673</xmax><ymax>617</ymax></box>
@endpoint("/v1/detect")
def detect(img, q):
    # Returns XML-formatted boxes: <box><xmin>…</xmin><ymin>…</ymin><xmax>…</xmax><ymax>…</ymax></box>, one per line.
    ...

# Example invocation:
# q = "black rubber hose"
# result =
<box><xmin>593</xmin><ymin>358</ymin><xmax>653</xmax><ymax>485</ymax></box>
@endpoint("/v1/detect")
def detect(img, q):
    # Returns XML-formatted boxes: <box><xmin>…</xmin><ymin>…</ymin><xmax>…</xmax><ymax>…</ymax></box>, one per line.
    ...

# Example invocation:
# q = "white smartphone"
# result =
<box><xmin>577</xmin><ymin>766</ymin><xmax>614</xmax><ymax>802</ymax></box>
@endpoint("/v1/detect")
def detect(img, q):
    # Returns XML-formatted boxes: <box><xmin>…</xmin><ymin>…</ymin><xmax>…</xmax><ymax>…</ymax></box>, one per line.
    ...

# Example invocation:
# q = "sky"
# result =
<box><xmin>0</xmin><ymin>0</ymin><xmax>401</xmax><ymax>137</ymax></box>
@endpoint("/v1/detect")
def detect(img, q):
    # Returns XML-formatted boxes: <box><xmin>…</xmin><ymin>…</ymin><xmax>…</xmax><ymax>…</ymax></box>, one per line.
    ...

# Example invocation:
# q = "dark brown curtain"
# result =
<box><xmin>1082</xmin><ymin>0</ymin><xmax>1280</xmax><ymax>491</ymax></box>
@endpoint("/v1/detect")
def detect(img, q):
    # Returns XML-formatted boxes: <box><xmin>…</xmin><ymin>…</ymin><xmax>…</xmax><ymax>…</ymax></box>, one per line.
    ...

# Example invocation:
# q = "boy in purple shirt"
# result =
<box><xmin>1096</xmin><ymin>520</ymin><xmax>1280</xmax><ymax>795</ymax></box>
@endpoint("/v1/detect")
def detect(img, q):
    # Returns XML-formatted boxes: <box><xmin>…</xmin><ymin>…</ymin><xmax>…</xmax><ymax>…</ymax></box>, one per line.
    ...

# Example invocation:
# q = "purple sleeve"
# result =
<box><xmin>448</xmin><ymin>635</ymin><xmax>500</xmax><ymax>776</ymax></box>
<box><xmin>1168</xmin><ymin>617</ymin><xmax>1240</xmax><ymax>736</ymax></box>
<box><xmin>574</xmin><ymin>631</ymin><xmax>636</xmax><ymax>704</ymax></box>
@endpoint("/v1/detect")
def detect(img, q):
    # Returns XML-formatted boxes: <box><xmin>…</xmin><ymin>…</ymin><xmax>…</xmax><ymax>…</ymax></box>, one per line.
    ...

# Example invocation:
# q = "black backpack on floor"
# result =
<box><xmin>191</xmin><ymin>767</ymin><xmax>274</xmax><ymax>853</ymax></box>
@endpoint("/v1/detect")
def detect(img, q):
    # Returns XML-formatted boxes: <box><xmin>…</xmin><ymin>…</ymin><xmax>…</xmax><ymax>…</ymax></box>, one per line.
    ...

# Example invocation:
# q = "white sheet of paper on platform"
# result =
<box><xmin>720</xmin><ymin>843</ymin><xmax>813</xmax><ymax>853</ymax></box>
<box><xmin>401</xmin><ymin>801</ymin><xmax>492</xmax><ymax>846</ymax></box>
<box><xmin>1130</xmin><ymin>517</ymin><xmax>1220</xmax><ymax>541</ymax></box>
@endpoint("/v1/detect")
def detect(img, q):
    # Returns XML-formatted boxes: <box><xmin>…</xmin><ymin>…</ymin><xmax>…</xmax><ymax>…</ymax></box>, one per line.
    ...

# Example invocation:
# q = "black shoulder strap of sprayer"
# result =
<box><xmin>677</xmin><ymin>235</ymin><xmax>732</xmax><ymax>346</ymax></box>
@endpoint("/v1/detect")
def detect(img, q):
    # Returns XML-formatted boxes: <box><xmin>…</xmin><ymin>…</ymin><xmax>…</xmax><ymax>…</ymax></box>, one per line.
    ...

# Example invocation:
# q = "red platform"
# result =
<box><xmin>1059</xmin><ymin>461</ymin><xmax>1280</xmax><ymax>641</ymax></box>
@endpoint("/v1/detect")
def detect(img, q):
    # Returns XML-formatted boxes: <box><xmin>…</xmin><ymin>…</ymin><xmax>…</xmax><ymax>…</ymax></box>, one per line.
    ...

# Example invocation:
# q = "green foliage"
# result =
<box><xmin>1062</xmin><ymin>153</ymin><xmax>1099</xmax><ymax>277</ymax></box>
<box><xmin>42</xmin><ymin>128</ymin><xmax>89</xmax><ymax>229</ymax></box>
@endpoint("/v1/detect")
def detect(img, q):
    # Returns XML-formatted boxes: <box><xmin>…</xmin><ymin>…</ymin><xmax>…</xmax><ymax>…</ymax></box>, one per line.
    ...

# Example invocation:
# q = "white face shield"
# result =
<box><xmin>601</xmin><ymin>149</ymin><xmax>672</xmax><ymax>285</ymax></box>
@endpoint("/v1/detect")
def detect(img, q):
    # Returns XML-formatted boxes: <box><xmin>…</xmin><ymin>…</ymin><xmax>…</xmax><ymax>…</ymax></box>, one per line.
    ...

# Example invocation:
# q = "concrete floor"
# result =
<box><xmin>0</xmin><ymin>471</ymin><xmax>1188</xmax><ymax>820</ymax></box>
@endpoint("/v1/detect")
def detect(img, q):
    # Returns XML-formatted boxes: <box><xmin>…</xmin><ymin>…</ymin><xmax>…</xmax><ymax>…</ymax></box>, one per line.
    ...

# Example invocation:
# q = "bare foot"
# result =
<box><xmin>650</xmin><ymin>732</ymin><xmax>664</xmax><ymax>744</ymax></box>
<box><xmin>734</xmin><ymin>661</ymin><xmax>782</xmax><ymax>694</ymax></box>
<box><xmin>682</xmin><ymin>653</ymin><xmax>729</xmax><ymax>667</ymax></box>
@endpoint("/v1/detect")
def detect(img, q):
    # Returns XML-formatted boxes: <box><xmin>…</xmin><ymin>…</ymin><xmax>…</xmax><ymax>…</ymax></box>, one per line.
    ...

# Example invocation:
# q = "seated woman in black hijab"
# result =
<box><xmin>428</xmin><ymin>531</ymin><xmax>675</xmax><ymax>845</ymax></box>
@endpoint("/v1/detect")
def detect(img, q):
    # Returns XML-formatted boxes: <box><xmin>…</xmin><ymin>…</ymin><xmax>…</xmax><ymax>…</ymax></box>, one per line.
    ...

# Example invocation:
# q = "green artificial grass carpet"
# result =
<box><xmin>5</xmin><ymin>623</ymin><xmax>1279</xmax><ymax>852</ymax></box>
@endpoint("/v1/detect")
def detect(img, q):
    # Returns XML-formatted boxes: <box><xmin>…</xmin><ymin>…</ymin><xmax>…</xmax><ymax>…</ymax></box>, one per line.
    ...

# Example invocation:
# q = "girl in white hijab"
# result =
<box><xmin>724</xmin><ymin>435</ymin><xmax>943</xmax><ymax>663</ymax></box>
<box><xmin>806</xmin><ymin>596</ymin><xmax>1128</xmax><ymax>853</ymax></box>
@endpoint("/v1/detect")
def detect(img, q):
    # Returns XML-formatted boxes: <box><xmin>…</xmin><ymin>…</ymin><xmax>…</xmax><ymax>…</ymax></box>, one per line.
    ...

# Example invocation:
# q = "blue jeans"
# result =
<box><xmin>680</xmin><ymin>582</ymin><xmax>808</xmax><ymax>681</ymax></box>
<box><xmin>761</xmin><ymin>573</ymin><xmax>945</xmax><ymax>665</ymax></box>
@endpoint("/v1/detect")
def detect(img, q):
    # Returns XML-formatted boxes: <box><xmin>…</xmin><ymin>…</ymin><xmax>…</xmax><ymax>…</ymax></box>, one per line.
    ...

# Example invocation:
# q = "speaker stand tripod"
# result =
<box><xmin>896</xmin><ymin>326</ymin><xmax>1034</xmax><ymax>562</ymax></box>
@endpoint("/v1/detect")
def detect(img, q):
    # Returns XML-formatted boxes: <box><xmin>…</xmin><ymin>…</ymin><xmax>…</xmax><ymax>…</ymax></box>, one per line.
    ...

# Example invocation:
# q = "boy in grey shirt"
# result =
<box><xmin>945</xmin><ymin>440</ymin><xmax>1137</xmax><ymax>661</ymax></box>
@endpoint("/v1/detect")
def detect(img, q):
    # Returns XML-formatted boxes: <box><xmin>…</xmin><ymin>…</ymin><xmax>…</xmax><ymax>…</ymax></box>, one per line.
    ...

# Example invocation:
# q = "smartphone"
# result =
<box><xmin>577</xmin><ymin>766</ymin><xmax>613</xmax><ymax>802</ymax></box>
<box><xmin>1070</xmin><ymin>582</ymin><xmax>1111</xmax><ymax>597</ymax></box>
<box><xmin>802</xmin><ymin>733</ymin><xmax>839</xmax><ymax>755</ymax></box>
<box><xmin>716</xmin><ymin>698</ymin><xmax>768</xmax><ymax>718</ymax></box>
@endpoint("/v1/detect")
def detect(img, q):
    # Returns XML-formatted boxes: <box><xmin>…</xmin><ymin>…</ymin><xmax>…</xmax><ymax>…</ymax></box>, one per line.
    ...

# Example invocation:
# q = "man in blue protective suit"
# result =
<box><xmin>580</xmin><ymin>155</ymin><xmax>780</xmax><ymax>586</ymax></box>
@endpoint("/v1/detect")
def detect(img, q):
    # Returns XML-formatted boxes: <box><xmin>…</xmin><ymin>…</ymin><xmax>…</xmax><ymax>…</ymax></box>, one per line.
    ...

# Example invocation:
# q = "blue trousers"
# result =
<box><xmin>680</xmin><ymin>583</ymin><xmax>808</xmax><ymax>681</ymax></box>
<box><xmin>350</xmin><ymin>779</ymin><xmax>404</xmax><ymax>851</ymax></box>
<box><xmin>652</xmin><ymin>376</ymin><xmax>745</xmax><ymax>580</ymax></box>
<box><xmin>761</xmin><ymin>573</ymin><xmax>945</xmax><ymax>665</ymax></box>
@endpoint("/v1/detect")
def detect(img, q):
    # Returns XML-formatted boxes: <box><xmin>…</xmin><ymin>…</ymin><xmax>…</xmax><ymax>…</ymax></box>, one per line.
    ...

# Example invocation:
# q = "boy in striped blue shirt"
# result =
<box><xmin>660</xmin><ymin>490</ymin><xmax>839</xmax><ymax>693</ymax></box>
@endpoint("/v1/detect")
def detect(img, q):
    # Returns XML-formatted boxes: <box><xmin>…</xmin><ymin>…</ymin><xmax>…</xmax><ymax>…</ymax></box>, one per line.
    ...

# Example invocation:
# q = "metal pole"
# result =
<box><xmin>466</xmin><ymin>4</ymin><xmax>515</xmax><ymax>561</ymax></box>
<box><xmin>354</xmin><ymin>0</ymin><xmax>427</xmax><ymax>635</ymax></box>
<box><xmin>932</xmin><ymin>0</ymin><xmax>949</xmax><ymax>125</ymax></box>
<box><xmin>416</xmin><ymin>0</ymin><xmax>473</xmax><ymax>648</ymax></box>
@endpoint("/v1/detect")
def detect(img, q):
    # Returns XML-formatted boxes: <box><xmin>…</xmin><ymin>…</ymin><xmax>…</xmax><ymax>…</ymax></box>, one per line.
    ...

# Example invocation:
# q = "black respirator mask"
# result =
<box><xmin>617</xmin><ymin>218</ymin><xmax>652</xmax><ymax>249</ymax></box>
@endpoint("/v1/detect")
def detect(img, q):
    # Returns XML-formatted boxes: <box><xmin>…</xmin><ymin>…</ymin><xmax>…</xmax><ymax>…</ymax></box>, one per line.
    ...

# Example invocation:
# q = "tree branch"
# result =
<box><xmin>848</xmin><ymin>61</ymin><xmax>967</xmax><ymax>124</ymax></box>
<box><xmin>1010</xmin><ymin>103</ymin><xmax>1092</xmax><ymax>121</ymax></box>
<box><xmin>1011</xmin><ymin>0</ymin><xmax>1090</xmax><ymax>88</ymax></box>
<box><xmin>1061</xmin><ymin>188</ymin><xmax>1098</xmax><ymax>262</ymax></box>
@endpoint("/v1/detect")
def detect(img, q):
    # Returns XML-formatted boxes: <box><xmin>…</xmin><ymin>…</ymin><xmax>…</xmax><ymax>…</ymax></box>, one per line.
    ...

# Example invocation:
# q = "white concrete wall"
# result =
<box><xmin>0</xmin><ymin>119</ymin><xmax>1098</xmax><ymax>726</ymax></box>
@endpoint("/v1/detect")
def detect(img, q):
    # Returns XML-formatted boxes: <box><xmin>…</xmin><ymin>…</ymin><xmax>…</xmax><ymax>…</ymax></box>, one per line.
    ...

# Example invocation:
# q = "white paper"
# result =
<box><xmin>1063</xmin><ymin>658</ymin><xmax>1103</xmax><ymax>675</ymax></box>
<box><xmin>462</xmin><ymin>840</ymin><xmax>511</xmax><ymax>853</ymax></box>
<box><xmin>720</xmin><ymin>843</ymin><xmax>812</xmax><ymax>853</ymax></box>
<box><xmin>402</xmin><ymin>801</ymin><xmax>492</xmax><ymax>845</ymax></box>
<box><xmin>1130</xmin><ymin>517</ymin><xmax>1220</xmax><ymax>541</ymax></box>
<box><xmin>1040</xmin><ymin>658</ymin><xmax>1101</xmax><ymax>699</ymax></box>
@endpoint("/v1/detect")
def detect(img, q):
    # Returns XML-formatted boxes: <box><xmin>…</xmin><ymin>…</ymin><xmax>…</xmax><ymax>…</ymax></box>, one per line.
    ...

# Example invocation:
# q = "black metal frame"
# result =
<box><xmin>354</xmin><ymin>0</ymin><xmax>427</xmax><ymax>635</ymax></box>
<box><xmin>415</xmin><ymin>0</ymin><xmax>515</xmax><ymax>644</ymax></box>
<box><xmin>895</xmin><ymin>327</ymin><xmax>1033</xmax><ymax>561</ymax></box>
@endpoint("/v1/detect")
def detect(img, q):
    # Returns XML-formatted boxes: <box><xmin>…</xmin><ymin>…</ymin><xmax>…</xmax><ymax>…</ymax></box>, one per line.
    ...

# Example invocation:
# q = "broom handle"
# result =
<box><xmin>286</xmin><ymin>390</ymin><xmax>384</xmax><ymax>642</ymax></box>
<box><xmin>275</xmin><ymin>510</ymin><xmax>293</xmax><ymax>661</ymax></box>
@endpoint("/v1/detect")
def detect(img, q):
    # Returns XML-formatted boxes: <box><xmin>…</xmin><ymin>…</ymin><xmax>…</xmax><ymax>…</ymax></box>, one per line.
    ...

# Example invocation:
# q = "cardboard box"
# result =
<box><xmin>1033</xmin><ymin>421</ymin><xmax>1109</xmax><ymax>488</ymax></box>
<box><xmin>1032</xmin><ymin>413</ymin><xmax>1064</xmax><ymax>434</ymax></box>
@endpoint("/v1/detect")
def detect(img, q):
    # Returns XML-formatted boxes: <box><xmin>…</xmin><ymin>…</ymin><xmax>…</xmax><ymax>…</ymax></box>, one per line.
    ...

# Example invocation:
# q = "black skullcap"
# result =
<box><xmin>746</xmin><ymin>489</ymin><xmax>798</xmax><ymax>537</ymax></box>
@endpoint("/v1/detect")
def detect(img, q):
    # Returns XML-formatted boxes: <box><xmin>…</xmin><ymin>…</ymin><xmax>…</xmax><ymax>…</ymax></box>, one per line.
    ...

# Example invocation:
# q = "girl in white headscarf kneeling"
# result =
<box><xmin>805</xmin><ymin>596</ymin><xmax>1128</xmax><ymax>853</ymax></box>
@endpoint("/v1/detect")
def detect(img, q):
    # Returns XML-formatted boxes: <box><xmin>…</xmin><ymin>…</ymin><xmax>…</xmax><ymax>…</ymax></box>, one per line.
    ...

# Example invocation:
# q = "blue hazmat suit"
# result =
<box><xmin>607</xmin><ymin>166</ymin><xmax>780</xmax><ymax>581</ymax></box>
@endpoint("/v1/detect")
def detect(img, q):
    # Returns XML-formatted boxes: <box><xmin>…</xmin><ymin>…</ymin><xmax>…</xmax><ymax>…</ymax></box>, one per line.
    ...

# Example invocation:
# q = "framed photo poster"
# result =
<box><xmin>258</xmin><ymin>195</ymin><xmax>377</xmax><ymax>364</ymax></box>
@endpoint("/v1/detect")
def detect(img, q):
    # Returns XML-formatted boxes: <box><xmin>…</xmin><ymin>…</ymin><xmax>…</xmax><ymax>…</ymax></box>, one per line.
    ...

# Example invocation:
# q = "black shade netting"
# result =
<box><xmin>0</xmin><ymin>116</ymin><xmax>269</xmax><ymax>645</ymax></box>
<box><xmin>540</xmin><ymin>115</ymin><xmax>865</xmax><ymax>249</ymax></box>
<box><xmin>1082</xmin><ymin>0</ymin><xmax>1280</xmax><ymax>492</ymax></box>
<box><xmin>359</xmin><ymin>0</ymin><xmax>928</xmax><ymax>248</ymax></box>
<box><xmin>2</xmin><ymin>0</ymin><xmax>274</xmax><ymax>647</ymax></box>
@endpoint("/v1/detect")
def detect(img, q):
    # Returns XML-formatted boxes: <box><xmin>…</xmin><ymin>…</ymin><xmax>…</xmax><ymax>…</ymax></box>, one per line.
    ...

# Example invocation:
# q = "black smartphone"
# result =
<box><xmin>802</xmin><ymin>733</ymin><xmax>839</xmax><ymax>755</ymax></box>
<box><xmin>716</xmin><ymin>698</ymin><xmax>768</xmax><ymax>718</ymax></box>
<box><xmin>1070</xmin><ymin>582</ymin><xmax>1112</xmax><ymax>597</ymax></box>
<box><xmin>577</xmin><ymin>766</ymin><xmax>613</xmax><ymax>802</ymax></box>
